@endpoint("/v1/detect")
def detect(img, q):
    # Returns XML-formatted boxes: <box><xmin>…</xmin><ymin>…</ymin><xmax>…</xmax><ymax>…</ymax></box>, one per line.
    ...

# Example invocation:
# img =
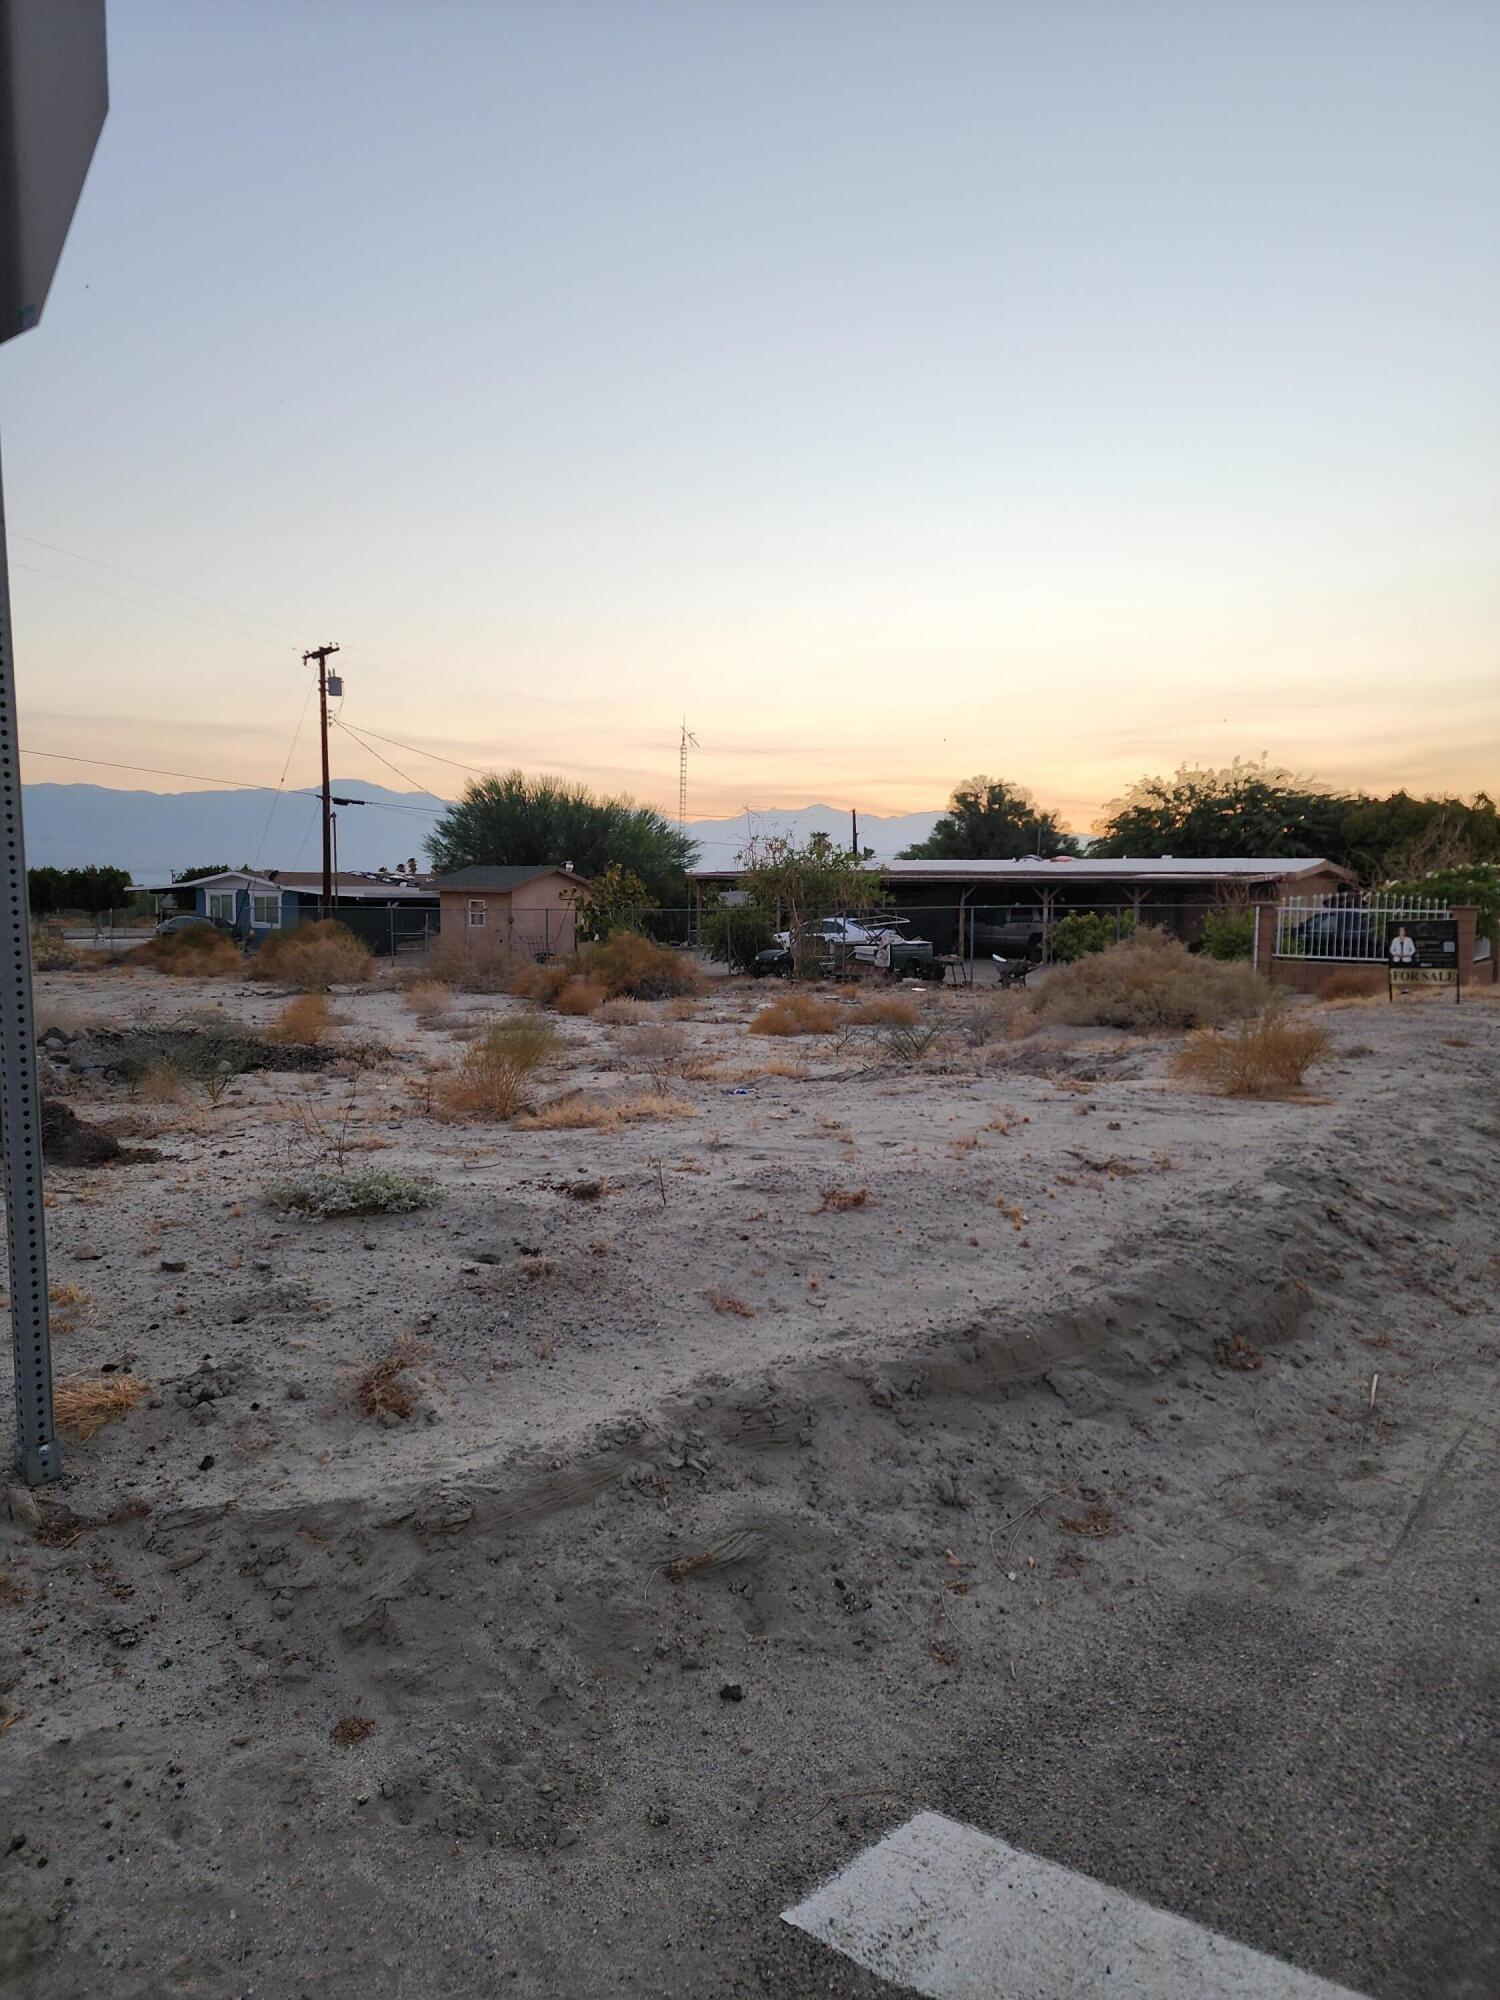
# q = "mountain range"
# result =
<box><xmin>19</xmin><ymin>782</ymin><xmax>943</xmax><ymax>879</ymax></box>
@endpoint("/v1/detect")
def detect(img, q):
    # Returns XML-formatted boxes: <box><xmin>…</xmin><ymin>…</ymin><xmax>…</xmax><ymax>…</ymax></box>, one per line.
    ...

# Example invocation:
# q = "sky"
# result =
<box><xmin>3</xmin><ymin>0</ymin><xmax>1496</xmax><ymax>839</ymax></box>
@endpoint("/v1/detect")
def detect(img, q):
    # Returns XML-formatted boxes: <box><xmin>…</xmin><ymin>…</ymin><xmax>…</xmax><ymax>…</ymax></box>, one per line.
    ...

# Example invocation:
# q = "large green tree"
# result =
<box><xmin>429</xmin><ymin>771</ymin><xmax>696</xmax><ymax>903</ymax></box>
<box><xmin>1092</xmin><ymin>760</ymin><xmax>1500</xmax><ymax>881</ymax></box>
<box><xmin>1091</xmin><ymin>760</ymin><xmax>1344</xmax><ymax>860</ymax></box>
<box><xmin>898</xmin><ymin>777</ymin><xmax>1078</xmax><ymax>860</ymax></box>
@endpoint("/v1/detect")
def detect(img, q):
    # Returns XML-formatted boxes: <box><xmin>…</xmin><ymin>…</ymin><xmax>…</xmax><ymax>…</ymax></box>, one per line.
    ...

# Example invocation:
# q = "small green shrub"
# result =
<box><xmin>701</xmin><ymin>905</ymin><xmax>778</xmax><ymax>972</ymax></box>
<box><xmin>266</xmin><ymin>1167</ymin><xmax>440</xmax><ymax>1217</ymax></box>
<box><xmin>1048</xmin><ymin>912</ymin><xmax>1135</xmax><ymax>963</ymax></box>
<box><xmin>1200</xmin><ymin>908</ymin><xmax>1255</xmax><ymax>960</ymax></box>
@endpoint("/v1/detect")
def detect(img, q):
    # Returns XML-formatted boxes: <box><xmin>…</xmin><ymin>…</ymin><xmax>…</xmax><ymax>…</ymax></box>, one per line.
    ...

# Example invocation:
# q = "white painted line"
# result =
<box><xmin>783</xmin><ymin>1811</ymin><xmax>1371</xmax><ymax>1999</ymax></box>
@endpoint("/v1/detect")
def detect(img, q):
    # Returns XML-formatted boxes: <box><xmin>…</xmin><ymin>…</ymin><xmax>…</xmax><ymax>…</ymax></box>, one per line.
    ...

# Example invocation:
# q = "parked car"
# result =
<box><xmin>974</xmin><ymin>919</ymin><xmax>1045</xmax><ymax>962</ymax></box>
<box><xmin>154</xmin><ymin>912</ymin><xmax>233</xmax><ymax>938</ymax></box>
<box><xmin>1294</xmin><ymin>909</ymin><xmax>1382</xmax><ymax>955</ymax></box>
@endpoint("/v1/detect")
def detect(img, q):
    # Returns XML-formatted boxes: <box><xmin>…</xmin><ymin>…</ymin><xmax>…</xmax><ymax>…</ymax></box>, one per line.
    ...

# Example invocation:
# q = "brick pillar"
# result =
<box><xmin>1252</xmin><ymin>902</ymin><xmax>1277</xmax><ymax>978</ymax></box>
<box><xmin>1452</xmin><ymin>905</ymin><xmax>1478</xmax><ymax>987</ymax></box>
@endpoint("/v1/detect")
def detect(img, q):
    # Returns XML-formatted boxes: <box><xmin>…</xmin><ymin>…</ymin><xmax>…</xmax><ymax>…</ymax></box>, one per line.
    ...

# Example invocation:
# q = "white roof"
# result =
<box><xmin>689</xmin><ymin>856</ymin><xmax>1345</xmax><ymax>883</ymax></box>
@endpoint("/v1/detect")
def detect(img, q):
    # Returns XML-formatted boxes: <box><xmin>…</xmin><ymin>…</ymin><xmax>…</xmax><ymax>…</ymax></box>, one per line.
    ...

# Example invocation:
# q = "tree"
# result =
<box><xmin>70</xmin><ymin>866</ymin><xmax>133</xmax><ymax>921</ymax></box>
<box><xmin>739</xmin><ymin>831</ymin><xmax>881</xmax><ymax>975</ymax></box>
<box><xmin>172</xmin><ymin>864</ymin><xmax>230</xmax><ymax>883</ymax></box>
<box><xmin>1333</xmin><ymin>792</ymin><xmax>1500</xmax><ymax>881</ymax></box>
<box><xmin>28</xmin><ymin>867</ymin><xmax>64</xmax><ymax>917</ymax></box>
<box><xmin>429</xmin><ymin>772</ymin><xmax>696</xmax><ymax>904</ymax></box>
<box><xmin>567</xmin><ymin>864</ymin><xmax>653</xmax><ymax>942</ymax></box>
<box><xmin>899</xmin><ymin>776</ymin><xmax>1077</xmax><ymax>860</ymax></box>
<box><xmin>1091</xmin><ymin>759</ymin><xmax>1344</xmax><ymax>859</ymax></box>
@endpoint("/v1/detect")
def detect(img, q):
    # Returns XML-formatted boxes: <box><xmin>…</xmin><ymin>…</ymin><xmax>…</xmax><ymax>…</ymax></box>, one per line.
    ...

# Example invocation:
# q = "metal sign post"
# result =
<box><xmin>1</xmin><ymin>0</ymin><xmax>108</xmax><ymax>1482</ymax></box>
<box><xmin>0</xmin><ymin>447</ymin><xmax>57</xmax><ymax>1480</ymax></box>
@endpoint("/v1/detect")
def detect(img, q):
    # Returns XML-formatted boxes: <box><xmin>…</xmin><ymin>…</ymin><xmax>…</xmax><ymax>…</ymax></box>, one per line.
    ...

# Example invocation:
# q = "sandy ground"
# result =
<box><xmin>1</xmin><ymin>963</ymin><xmax>1496</xmax><ymax>1998</ymax></box>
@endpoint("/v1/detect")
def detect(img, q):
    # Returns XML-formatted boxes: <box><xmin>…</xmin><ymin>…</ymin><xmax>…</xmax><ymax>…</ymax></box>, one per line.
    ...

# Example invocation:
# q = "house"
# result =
<box><xmin>434</xmin><ymin>865</ymin><xmax>587</xmax><ymax>959</ymax></box>
<box><xmin>133</xmin><ymin>868</ymin><xmax>440</xmax><ymax>954</ymax></box>
<box><xmin>687</xmin><ymin>855</ymin><xmax>1358</xmax><ymax>955</ymax></box>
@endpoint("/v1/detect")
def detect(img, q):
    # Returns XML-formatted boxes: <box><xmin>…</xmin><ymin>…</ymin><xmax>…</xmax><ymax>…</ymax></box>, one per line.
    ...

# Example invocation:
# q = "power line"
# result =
<box><xmin>334</xmin><ymin>714</ymin><xmax>487</xmax><ymax>777</ymax></box>
<box><xmin>11</xmin><ymin>533</ymin><xmax>315</xmax><ymax>640</ymax></box>
<box><xmin>11</xmin><ymin>560</ymin><xmax>297</xmax><ymax>652</ymax></box>
<box><xmin>252</xmin><ymin>680</ymin><xmax>318</xmax><ymax>870</ymax></box>
<box><xmin>331</xmin><ymin>716</ymin><xmax>448</xmax><ymax>797</ymax></box>
<box><xmin>21</xmin><ymin>748</ymin><xmax>300</xmax><ymax>791</ymax></box>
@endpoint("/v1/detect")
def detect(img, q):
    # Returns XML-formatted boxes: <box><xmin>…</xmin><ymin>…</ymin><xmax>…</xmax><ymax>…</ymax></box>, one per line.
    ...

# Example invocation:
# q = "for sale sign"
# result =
<box><xmin>1386</xmin><ymin>918</ymin><xmax>1460</xmax><ymax>1000</ymax></box>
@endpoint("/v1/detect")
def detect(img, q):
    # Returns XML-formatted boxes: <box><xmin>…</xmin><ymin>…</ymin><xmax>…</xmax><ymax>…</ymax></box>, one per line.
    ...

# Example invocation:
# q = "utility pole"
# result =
<box><xmin>851</xmin><ymin>809</ymin><xmax>859</xmax><ymax>855</ymax></box>
<box><xmin>303</xmin><ymin>644</ymin><xmax>340</xmax><ymax>911</ymax></box>
<box><xmin>677</xmin><ymin>720</ymin><xmax>698</xmax><ymax>830</ymax></box>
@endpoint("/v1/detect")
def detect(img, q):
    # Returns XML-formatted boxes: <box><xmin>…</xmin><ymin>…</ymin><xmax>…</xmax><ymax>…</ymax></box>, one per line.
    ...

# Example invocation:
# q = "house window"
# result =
<box><xmin>467</xmin><ymin>899</ymin><xmax>486</xmax><ymax>928</ymax></box>
<box><xmin>207</xmin><ymin>892</ymin><xmax>235</xmax><ymax>923</ymax></box>
<box><xmin>252</xmin><ymin>895</ymin><xmax>280</xmax><ymax>928</ymax></box>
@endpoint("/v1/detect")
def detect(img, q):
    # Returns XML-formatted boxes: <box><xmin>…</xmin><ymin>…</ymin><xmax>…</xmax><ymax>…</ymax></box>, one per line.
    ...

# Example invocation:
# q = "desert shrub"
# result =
<box><xmin>402</xmin><ymin>979</ymin><xmax>454</xmax><ymax>1025</ymax></box>
<box><xmin>266</xmin><ymin>992</ymin><xmax>334</xmax><ymax>1045</ymax></box>
<box><xmin>848</xmin><ymin>993</ymin><xmax>921</xmax><ymax>1026</ymax></box>
<box><xmin>31</xmin><ymin>925</ymin><xmax>80</xmax><ymax>971</ymax></box>
<box><xmin>1027</xmin><ymin>929</ymin><xmax>1268</xmax><ymax>1032</ymax></box>
<box><xmin>868</xmin><ymin>1020</ymin><xmax>945</xmax><ymax>1065</ymax></box>
<box><xmin>815</xmin><ymin>1186</ymin><xmax>869</xmax><ymax>1212</ymax></box>
<box><xmin>633</xmin><ymin>1022</ymin><xmax>689</xmax><ymax>1083</ymax></box>
<box><xmin>1048</xmin><ymin>911</ymin><xmax>1135</xmax><ymax>963</ymax></box>
<box><xmin>1200</xmin><ymin>907</ymin><xmax>1255</xmax><ymax>961</ymax></box>
<box><xmin>406</xmin><ymin>930</ymin><xmax>524</xmax><ymax>994</ymax></box>
<box><xmin>54</xmin><ymin>1374</ymin><xmax>148</xmax><ymax>1440</ymax></box>
<box><xmin>435</xmin><ymin>1017</ymin><xmax>560</xmax><ymax>1120</ymax></box>
<box><xmin>556</xmin><ymin>976</ymin><xmax>607</xmax><ymax>1016</ymax></box>
<box><xmin>518</xmin><ymin>1089</ymin><xmax>696</xmax><ymax>1130</ymax></box>
<box><xmin>129</xmin><ymin>927</ymin><xmax>244</xmax><ymax>979</ymax></box>
<box><xmin>266</xmin><ymin>1166</ymin><xmax>440</xmax><ymax>1216</ymax></box>
<box><xmin>580</xmin><ymin>930</ymin><xmax>703</xmax><ymax>1001</ymax></box>
<box><xmin>662</xmin><ymin>996</ymin><xmax>699</xmax><ymax>1021</ymax></box>
<box><xmin>598</xmin><ymin>998</ymin><xmax>650</xmax><ymax>1026</ymax></box>
<box><xmin>1171</xmin><ymin>1011</ymin><xmax>1331</xmax><ymax>1097</ymax></box>
<box><xmin>700</xmin><ymin>904</ymin><xmax>779</xmax><ymax>973</ymax></box>
<box><xmin>509</xmin><ymin>958</ymin><xmax>575</xmax><ymax>1004</ymax></box>
<box><xmin>1316</xmin><ymin>967</ymin><xmax>1386</xmax><ymax>1002</ymax></box>
<box><xmin>354</xmin><ymin>1334</ymin><xmax>424</xmax><ymax>1421</ymax></box>
<box><xmin>965</xmin><ymin>991</ymin><xmax>1022</xmax><ymax>1045</ymax></box>
<box><xmin>750</xmin><ymin>992</ymin><xmax>841</xmax><ymax>1036</ymax></box>
<box><xmin>254</xmin><ymin>920</ymin><xmax>372</xmax><ymax>990</ymax></box>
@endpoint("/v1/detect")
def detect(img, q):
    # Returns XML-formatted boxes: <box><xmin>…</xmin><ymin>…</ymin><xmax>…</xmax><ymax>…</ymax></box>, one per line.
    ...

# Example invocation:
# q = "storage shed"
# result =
<box><xmin>434</xmin><ymin>865</ymin><xmax>586</xmax><ymax>959</ymax></box>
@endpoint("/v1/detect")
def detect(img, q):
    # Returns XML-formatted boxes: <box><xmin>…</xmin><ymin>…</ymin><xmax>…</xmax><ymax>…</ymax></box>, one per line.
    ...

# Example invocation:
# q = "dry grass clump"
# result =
<box><xmin>582</xmin><ymin>931</ymin><xmax>703</xmax><ymax>1001</ymax></box>
<box><xmin>814</xmin><ymin>1185</ymin><xmax>869</xmax><ymax>1212</ymax></box>
<box><xmin>407</xmin><ymin>930</ymin><xmax>526</xmax><ymax>994</ymax></box>
<box><xmin>129</xmin><ymin>928</ymin><xmax>243</xmax><ymax>979</ymax></box>
<box><xmin>253</xmin><ymin>920</ymin><xmax>373</xmax><ymax>990</ymax></box>
<box><xmin>47</xmin><ymin>1282</ymin><xmax>95</xmax><ymax>1334</ymax></box>
<box><xmin>848</xmin><ymin>993</ymin><xmax>921</xmax><ymax>1026</ymax></box>
<box><xmin>402</xmin><ymin>979</ymin><xmax>454</xmax><ymax>1026</ymax></box>
<box><xmin>509</xmin><ymin>959</ymin><xmax>575</xmax><ymax>1004</ymax></box>
<box><xmin>598</xmin><ymin>998</ymin><xmax>650</xmax><ymax>1026</ymax></box>
<box><xmin>32</xmin><ymin>927</ymin><xmax>82</xmax><ymax>972</ymax></box>
<box><xmin>519</xmin><ymin>1090</ymin><xmax>697</xmax><ymax>1131</ymax></box>
<box><xmin>353</xmin><ymin>1335</ymin><xmax>423</xmax><ymax>1422</ymax></box>
<box><xmin>750</xmin><ymin>992</ymin><xmax>841</xmax><ymax>1036</ymax></box>
<box><xmin>1171</xmin><ymin>1010</ymin><xmax>1331</xmax><ymax>1098</ymax></box>
<box><xmin>330</xmin><ymin>1716</ymin><xmax>378</xmax><ymax>1747</ymax></box>
<box><xmin>54</xmin><ymin>1374</ymin><xmax>149</xmax><ymax>1441</ymax></box>
<box><xmin>137</xmin><ymin>1061</ymin><xmax>189</xmax><ymax>1103</ymax></box>
<box><xmin>662</xmin><ymin>996</ymin><xmax>699</xmax><ymax>1021</ymax></box>
<box><xmin>705</xmin><ymin>1287</ymin><xmax>756</xmax><ymax>1317</ymax></box>
<box><xmin>555</xmin><ymin>976</ymin><xmax>607</xmax><ymax>1016</ymax></box>
<box><xmin>1027</xmin><ymin>928</ymin><xmax>1268</xmax><ymax>1032</ymax></box>
<box><xmin>1315</xmin><ymin>968</ymin><xmax>1386</xmax><ymax>1002</ymax></box>
<box><xmin>266</xmin><ymin>992</ymin><xmax>334</xmax><ymax>1045</ymax></box>
<box><xmin>434</xmin><ymin>1017</ymin><xmax>560</xmax><ymax>1121</ymax></box>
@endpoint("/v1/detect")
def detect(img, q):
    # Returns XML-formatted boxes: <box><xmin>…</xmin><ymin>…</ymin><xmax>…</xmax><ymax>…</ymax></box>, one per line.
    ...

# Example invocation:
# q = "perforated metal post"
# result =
<box><xmin>0</xmin><ymin>440</ymin><xmax>59</xmax><ymax>1483</ymax></box>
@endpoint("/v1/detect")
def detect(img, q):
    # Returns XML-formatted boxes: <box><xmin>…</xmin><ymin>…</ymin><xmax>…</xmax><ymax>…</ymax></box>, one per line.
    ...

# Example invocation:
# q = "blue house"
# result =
<box><xmin>136</xmin><ymin>868</ymin><xmax>439</xmax><ymax>953</ymax></box>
